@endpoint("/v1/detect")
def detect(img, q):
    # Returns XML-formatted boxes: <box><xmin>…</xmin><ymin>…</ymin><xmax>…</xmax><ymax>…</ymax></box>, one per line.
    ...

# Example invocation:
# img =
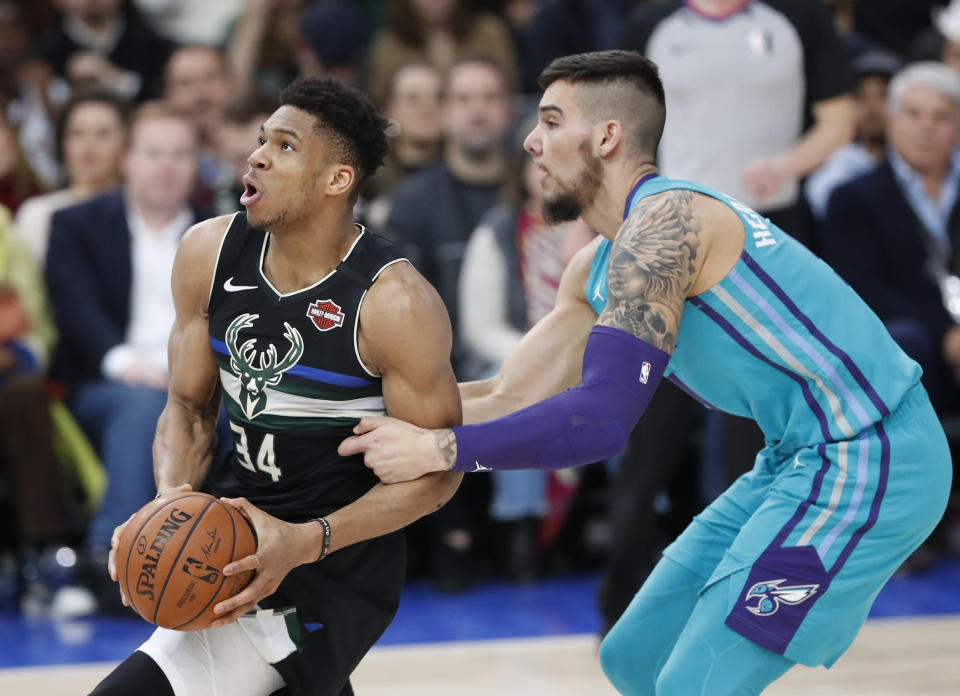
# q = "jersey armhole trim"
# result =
<box><xmin>353</xmin><ymin>257</ymin><xmax>412</xmax><ymax>379</ymax></box>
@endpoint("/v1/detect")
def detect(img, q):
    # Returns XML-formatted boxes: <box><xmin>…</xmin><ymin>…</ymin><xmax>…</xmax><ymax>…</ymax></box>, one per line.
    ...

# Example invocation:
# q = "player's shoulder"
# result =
<box><xmin>178</xmin><ymin>213</ymin><xmax>237</xmax><ymax>263</ymax></box>
<box><xmin>364</xmin><ymin>260</ymin><xmax>452</xmax><ymax>343</ymax></box>
<box><xmin>365</xmin><ymin>260</ymin><xmax>447</xmax><ymax>323</ymax></box>
<box><xmin>359</xmin><ymin>260</ymin><xmax>453</xmax><ymax>370</ymax></box>
<box><xmin>172</xmin><ymin>214</ymin><xmax>237</xmax><ymax>303</ymax></box>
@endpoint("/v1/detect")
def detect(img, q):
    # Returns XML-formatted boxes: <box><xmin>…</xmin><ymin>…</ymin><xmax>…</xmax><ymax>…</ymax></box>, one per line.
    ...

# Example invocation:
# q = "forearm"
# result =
<box><xmin>153</xmin><ymin>396</ymin><xmax>219</xmax><ymax>491</ymax></box>
<box><xmin>459</xmin><ymin>377</ymin><xmax>521</xmax><ymax>424</ymax></box>
<box><xmin>774</xmin><ymin>98</ymin><xmax>854</xmax><ymax>179</ymax></box>
<box><xmin>451</xmin><ymin>327</ymin><xmax>669</xmax><ymax>473</ymax></box>
<box><xmin>321</xmin><ymin>472</ymin><xmax>461</xmax><ymax>554</ymax></box>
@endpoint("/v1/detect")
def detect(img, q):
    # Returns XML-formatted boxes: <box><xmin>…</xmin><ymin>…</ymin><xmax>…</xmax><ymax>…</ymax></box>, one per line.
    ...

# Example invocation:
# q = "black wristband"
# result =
<box><xmin>312</xmin><ymin>517</ymin><xmax>331</xmax><ymax>561</ymax></box>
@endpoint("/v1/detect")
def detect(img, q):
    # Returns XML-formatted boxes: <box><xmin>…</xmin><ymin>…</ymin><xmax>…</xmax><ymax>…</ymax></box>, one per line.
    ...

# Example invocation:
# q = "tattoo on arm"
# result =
<box><xmin>435</xmin><ymin>429</ymin><xmax>457</xmax><ymax>471</ymax></box>
<box><xmin>597</xmin><ymin>190</ymin><xmax>701</xmax><ymax>351</ymax></box>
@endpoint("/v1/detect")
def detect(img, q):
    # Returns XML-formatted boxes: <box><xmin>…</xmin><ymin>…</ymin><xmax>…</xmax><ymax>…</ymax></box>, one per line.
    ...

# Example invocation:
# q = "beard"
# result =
<box><xmin>541</xmin><ymin>140</ymin><xmax>603</xmax><ymax>224</ymax></box>
<box><xmin>247</xmin><ymin>207</ymin><xmax>287</xmax><ymax>230</ymax></box>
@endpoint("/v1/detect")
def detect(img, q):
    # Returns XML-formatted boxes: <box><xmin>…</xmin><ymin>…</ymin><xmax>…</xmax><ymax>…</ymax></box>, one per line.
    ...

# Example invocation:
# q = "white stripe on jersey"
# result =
<box><xmin>220</xmin><ymin>369</ymin><xmax>386</xmax><ymax>421</ymax></box>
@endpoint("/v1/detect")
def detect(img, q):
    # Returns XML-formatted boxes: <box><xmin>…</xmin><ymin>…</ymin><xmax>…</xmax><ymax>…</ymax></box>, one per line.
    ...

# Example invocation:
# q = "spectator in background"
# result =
<box><xmin>163</xmin><ymin>45</ymin><xmax>230</xmax><ymax>208</ymax></box>
<box><xmin>14</xmin><ymin>90</ymin><xmax>128</xmax><ymax>264</ymax></box>
<box><xmin>0</xmin><ymin>107</ymin><xmax>45</xmax><ymax>214</ymax></box>
<box><xmin>366</xmin><ymin>0</ymin><xmax>520</xmax><ymax>103</ymax></box>
<box><xmin>131</xmin><ymin>0</ymin><xmax>244</xmax><ymax>46</ymax></box>
<box><xmin>387</xmin><ymin>57</ymin><xmax>511</xmax><ymax>592</ymax></box>
<box><xmin>295</xmin><ymin>0</ymin><xmax>371</xmax><ymax>86</ymax></box>
<box><xmin>387</xmin><ymin>57</ymin><xmax>511</xmax><ymax>380</ymax></box>
<box><xmin>1</xmin><ymin>2</ymin><xmax>66</xmax><ymax>188</ymax></box>
<box><xmin>0</xmin><ymin>204</ymin><xmax>63</xmax><ymax>606</ymax></box>
<box><xmin>34</xmin><ymin>0</ymin><xmax>171</xmax><ymax>101</ymax></box>
<box><xmin>363</xmin><ymin>60</ymin><xmax>445</xmax><ymax>229</ymax></box>
<box><xmin>45</xmin><ymin>102</ymin><xmax>209</xmax><ymax>612</ymax></box>
<box><xmin>212</xmin><ymin>89</ymin><xmax>277</xmax><ymax>216</ymax></box>
<box><xmin>806</xmin><ymin>50</ymin><xmax>901</xmax><ymax>221</ymax></box>
<box><xmin>459</xmin><ymin>120</ymin><xmax>593</xmax><ymax>580</ymax></box>
<box><xmin>821</xmin><ymin>62</ymin><xmax>960</xmax><ymax>412</ymax></box>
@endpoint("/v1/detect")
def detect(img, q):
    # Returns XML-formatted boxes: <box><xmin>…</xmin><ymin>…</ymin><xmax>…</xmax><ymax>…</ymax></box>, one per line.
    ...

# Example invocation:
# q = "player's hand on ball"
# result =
<box><xmin>211</xmin><ymin>497</ymin><xmax>317</xmax><ymax>627</ymax></box>
<box><xmin>108</xmin><ymin>483</ymin><xmax>193</xmax><ymax>606</ymax></box>
<box><xmin>338</xmin><ymin>416</ymin><xmax>450</xmax><ymax>483</ymax></box>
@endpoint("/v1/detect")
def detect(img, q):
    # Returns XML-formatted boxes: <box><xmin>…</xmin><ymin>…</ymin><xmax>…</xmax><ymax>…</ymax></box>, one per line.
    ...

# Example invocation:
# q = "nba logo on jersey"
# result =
<box><xmin>307</xmin><ymin>299</ymin><xmax>346</xmax><ymax>332</ymax></box>
<box><xmin>639</xmin><ymin>362</ymin><xmax>651</xmax><ymax>384</ymax></box>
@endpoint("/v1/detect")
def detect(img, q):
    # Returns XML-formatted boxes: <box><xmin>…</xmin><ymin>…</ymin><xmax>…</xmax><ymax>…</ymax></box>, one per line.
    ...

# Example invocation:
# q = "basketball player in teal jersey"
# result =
<box><xmin>340</xmin><ymin>51</ymin><xmax>952</xmax><ymax>694</ymax></box>
<box><xmin>91</xmin><ymin>78</ymin><xmax>462</xmax><ymax>696</ymax></box>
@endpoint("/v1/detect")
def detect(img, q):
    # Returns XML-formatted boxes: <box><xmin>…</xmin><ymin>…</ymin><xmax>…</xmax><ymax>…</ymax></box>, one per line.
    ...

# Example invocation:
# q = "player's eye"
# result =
<box><xmin>281</xmin><ymin>142</ymin><xmax>294</xmax><ymax>151</ymax></box>
<box><xmin>257</xmin><ymin>136</ymin><xmax>266</xmax><ymax>146</ymax></box>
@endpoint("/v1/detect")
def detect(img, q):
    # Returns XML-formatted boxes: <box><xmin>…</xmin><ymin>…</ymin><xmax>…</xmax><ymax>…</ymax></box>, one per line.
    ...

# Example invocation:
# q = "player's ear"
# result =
<box><xmin>325</xmin><ymin>164</ymin><xmax>356</xmax><ymax>198</ymax></box>
<box><xmin>595</xmin><ymin>119</ymin><xmax>623</xmax><ymax>158</ymax></box>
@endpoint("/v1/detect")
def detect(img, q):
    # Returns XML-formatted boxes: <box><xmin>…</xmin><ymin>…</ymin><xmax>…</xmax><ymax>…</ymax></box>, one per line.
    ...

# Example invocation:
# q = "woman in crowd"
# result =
<box><xmin>14</xmin><ymin>90</ymin><xmax>127</xmax><ymax>264</ymax></box>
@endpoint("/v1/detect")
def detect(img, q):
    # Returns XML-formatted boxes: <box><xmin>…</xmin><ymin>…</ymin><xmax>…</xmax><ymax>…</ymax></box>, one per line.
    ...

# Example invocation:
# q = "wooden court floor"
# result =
<box><xmin>1</xmin><ymin>615</ymin><xmax>957</xmax><ymax>695</ymax></box>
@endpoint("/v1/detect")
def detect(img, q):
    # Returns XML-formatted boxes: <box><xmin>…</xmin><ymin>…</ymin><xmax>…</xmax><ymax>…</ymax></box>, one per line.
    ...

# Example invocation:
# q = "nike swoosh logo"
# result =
<box><xmin>224</xmin><ymin>277</ymin><xmax>258</xmax><ymax>292</ymax></box>
<box><xmin>472</xmin><ymin>461</ymin><xmax>492</xmax><ymax>472</ymax></box>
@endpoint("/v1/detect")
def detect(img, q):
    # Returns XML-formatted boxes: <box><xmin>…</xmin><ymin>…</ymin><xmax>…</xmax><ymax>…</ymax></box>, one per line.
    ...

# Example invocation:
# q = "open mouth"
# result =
<box><xmin>240</xmin><ymin>181</ymin><xmax>262</xmax><ymax>207</ymax></box>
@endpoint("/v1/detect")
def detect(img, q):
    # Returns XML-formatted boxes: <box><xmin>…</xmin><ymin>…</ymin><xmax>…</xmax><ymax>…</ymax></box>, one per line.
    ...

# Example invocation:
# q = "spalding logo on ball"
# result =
<box><xmin>116</xmin><ymin>492</ymin><xmax>257</xmax><ymax>631</ymax></box>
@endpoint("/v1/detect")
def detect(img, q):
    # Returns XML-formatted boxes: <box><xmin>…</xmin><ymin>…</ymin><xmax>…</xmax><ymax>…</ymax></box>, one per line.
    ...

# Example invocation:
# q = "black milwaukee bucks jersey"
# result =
<box><xmin>206</xmin><ymin>213</ymin><xmax>407</xmax><ymax>522</ymax></box>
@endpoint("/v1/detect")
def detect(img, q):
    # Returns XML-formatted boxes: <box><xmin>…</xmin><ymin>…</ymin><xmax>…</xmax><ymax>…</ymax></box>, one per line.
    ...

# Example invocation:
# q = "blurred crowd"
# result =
<box><xmin>2</xmin><ymin>0</ymin><xmax>960</xmax><ymax>629</ymax></box>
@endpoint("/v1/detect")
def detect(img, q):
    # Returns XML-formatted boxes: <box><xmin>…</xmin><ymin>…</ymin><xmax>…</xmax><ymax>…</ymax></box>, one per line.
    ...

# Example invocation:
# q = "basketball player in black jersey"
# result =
<box><xmin>91</xmin><ymin>78</ymin><xmax>463</xmax><ymax>696</ymax></box>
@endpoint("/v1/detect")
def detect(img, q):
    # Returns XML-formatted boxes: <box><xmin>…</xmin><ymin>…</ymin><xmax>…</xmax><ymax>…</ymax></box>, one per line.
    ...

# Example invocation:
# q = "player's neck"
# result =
<box><xmin>583</xmin><ymin>163</ymin><xmax>659</xmax><ymax>240</ymax></box>
<box><xmin>262</xmin><ymin>209</ymin><xmax>359</xmax><ymax>295</ymax></box>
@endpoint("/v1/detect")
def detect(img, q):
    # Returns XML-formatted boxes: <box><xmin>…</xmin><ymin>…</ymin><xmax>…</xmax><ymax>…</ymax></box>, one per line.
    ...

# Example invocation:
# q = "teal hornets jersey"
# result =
<box><xmin>587</xmin><ymin>176</ymin><xmax>922</xmax><ymax>455</ymax></box>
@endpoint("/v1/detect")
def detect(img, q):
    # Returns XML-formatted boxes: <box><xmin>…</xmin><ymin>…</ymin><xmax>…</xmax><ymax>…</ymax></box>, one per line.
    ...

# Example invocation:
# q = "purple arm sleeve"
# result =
<box><xmin>451</xmin><ymin>326</ymin><xmax>670</xmax><ymax>472</ymax></box>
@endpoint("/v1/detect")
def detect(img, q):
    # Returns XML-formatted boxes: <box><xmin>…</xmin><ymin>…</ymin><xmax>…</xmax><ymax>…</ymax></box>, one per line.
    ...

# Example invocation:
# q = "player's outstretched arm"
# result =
<box><xmin>459</xmin><ymin>238</ymin><xmax>601</xmax><ymax>424</ymax></box>
<box><xmin>341</xmin><ymin>189</ymin><xmax>702</xmax><ymax>479</ymax></box>
<box><xmin>107</xmin><ymin>215</ymin><xmax>232</xmax><ymax>595</ymax></box>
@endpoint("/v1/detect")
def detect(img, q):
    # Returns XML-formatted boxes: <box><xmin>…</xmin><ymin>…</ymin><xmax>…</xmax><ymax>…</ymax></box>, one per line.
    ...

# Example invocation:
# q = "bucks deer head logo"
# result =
<box><xmin>225</xmin><ymin>313</ymin><xmax>304</xmax><ymax>419</ymax></box>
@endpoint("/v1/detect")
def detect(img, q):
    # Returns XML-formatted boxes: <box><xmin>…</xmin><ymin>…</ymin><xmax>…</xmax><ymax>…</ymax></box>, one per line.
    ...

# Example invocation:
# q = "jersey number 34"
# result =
<box><xmin>229</xmin><ymin>422</ymin><xmax>282</xmax><ymax>482</ymax></box>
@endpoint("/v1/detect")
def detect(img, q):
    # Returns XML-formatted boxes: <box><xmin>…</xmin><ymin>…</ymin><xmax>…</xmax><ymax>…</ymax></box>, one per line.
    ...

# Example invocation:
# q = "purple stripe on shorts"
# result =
<box><xmin>828</xmin><ymin>422</ymin><xmax>890</xmax><ymax>578</ymax></box>
<box><xmin>771</xmin><ymin>444</ymin><xmax>833</xmax><ymax>548</ymax></box>
<box><xmin>690</xmin><ymin>296</ymin><xmax>834</xmax><ymax>442</ymax></box>
<box><xmin>740</xmin><ymin>251</ymin><xmax>889</xmax><ymax>418</ymax></box>
<box><xmin>667</xmin><ymin>374</ymin><xmax>719</xmax><ymax>410</ymax></box>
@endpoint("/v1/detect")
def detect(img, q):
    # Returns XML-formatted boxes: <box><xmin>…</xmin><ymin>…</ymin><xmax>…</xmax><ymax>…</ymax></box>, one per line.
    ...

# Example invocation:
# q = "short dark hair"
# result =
<box><xmin>55</xmin><ymin>89</ymin><xmax>130</xmax><ymax>165</ymax></box>
<box><xmin>539</xmin><ymin>50</ymin><xmax>666</xmax><ymax>159</ymax></box>
<box><xmin>279</xmin><ymin>77</ymin><xmax>389</xmax><ymax>194</ymax></box>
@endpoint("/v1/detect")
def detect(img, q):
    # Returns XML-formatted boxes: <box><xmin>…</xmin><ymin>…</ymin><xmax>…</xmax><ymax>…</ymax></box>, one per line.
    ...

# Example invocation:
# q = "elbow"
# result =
<box><xmin>422</xmin><ymin>471</ymin><xmax>462</xmax><ymax>514</ymax></box>
<box><xmin>437</xmin><ymin>472</ymin><xmax>463</xmax><ymax>509</ymax></box>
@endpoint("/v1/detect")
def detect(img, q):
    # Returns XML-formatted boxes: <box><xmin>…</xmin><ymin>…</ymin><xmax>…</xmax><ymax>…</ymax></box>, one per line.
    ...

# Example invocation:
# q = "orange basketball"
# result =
<box><xmin>116</xmin><ymin>492</ymin><xmax>257</xmax><ymax>631</ymax></box>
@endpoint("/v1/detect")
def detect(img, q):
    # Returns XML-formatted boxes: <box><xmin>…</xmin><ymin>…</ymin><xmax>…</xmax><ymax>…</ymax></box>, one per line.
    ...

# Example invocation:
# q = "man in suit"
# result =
<box><xmin>821</xmin><ymin>61</ymin><xmax>960</xmax><ymax>413</ymax></box>
<box><xmin>46</xmin><ymin>101</ymin><xmax>209</xmax><ymax>611</ymax></box>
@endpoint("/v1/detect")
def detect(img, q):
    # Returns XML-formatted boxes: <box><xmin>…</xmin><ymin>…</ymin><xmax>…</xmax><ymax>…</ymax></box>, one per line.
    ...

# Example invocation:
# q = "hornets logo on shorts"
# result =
<box><xmin>745</xmin><ymin>579</ymin><xmax>820</xmax><ymax>617</ymax></box>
